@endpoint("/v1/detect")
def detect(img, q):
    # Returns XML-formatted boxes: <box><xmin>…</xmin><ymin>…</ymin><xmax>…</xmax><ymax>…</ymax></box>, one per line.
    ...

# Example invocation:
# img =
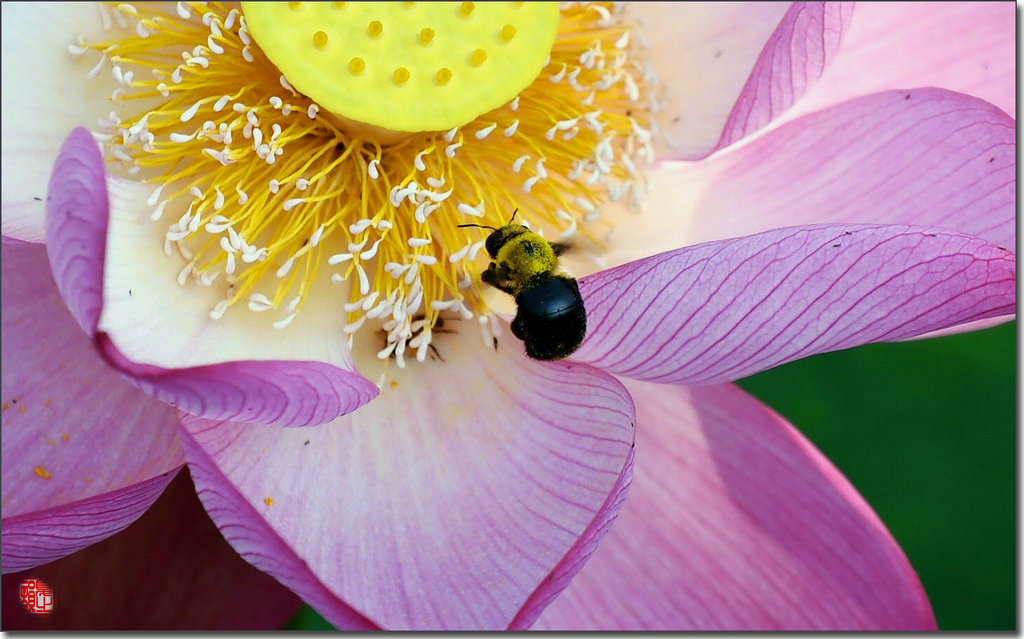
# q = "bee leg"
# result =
<box><xmin>511</xmin><ymin>313</ymin><xmax>526</xmax><ymax>340</ymax></box>
<box><xmin>550</xmin><ymin>241</ymin><xmax>571</xmax><ymax>256</ymax></box>
<box><xmin>428</xmin><ymin>343</ymin><xmax>445</xmax><ymax>363</ymax></box>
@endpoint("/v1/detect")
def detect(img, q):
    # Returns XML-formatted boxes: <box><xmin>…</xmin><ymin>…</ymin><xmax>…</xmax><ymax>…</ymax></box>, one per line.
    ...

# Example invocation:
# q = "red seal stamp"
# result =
<box><xmin>19</xmin><ymin>578</ymin><xmax>54</xmax><ymax>615</ymax></box>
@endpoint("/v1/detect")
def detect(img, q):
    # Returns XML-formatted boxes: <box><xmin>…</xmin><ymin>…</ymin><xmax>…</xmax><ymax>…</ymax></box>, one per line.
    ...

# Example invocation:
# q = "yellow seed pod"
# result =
<box><xmin>240</xmin><ymin>1</ymin><xmax>559</xmax><ymax>132</ymax></box>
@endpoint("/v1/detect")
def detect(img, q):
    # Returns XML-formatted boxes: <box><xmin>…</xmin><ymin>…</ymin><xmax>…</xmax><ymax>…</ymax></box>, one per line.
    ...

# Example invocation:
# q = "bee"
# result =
<box><xmin>459</xmin><ymin>211</ymin><xmax>586</xmax><ymax>360</ymax></box>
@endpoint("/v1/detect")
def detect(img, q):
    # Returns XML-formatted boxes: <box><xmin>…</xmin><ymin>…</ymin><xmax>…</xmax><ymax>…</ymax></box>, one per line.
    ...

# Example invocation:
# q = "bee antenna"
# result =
<box><xmin>509</xmin><ymin>208</ymin><xmax>519</xmax><ymax>223</ymax></box>
<box><xmin>457</xmin><ymin>223</ymin><xmax>498</xmax><ymax>231</ymax></box>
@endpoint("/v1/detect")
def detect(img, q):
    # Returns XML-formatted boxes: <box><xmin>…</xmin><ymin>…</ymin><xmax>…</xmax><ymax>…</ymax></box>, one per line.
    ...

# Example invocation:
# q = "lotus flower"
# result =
<box><xmin>1</xmin><ymin>1</ymin><xmax>1014</xmax><ymax>630</ymax></box>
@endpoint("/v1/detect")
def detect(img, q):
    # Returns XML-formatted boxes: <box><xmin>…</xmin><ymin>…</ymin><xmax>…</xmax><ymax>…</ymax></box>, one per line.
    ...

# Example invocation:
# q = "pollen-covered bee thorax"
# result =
<box><xmin>77</xmin><ymin>1</ymin><xmax>664</xmax><ymax>373</ymax></box>
<box><xmin>498</xmin><ymin>234</ymin><xmax>559</xmax><ymax>286</ymax></box>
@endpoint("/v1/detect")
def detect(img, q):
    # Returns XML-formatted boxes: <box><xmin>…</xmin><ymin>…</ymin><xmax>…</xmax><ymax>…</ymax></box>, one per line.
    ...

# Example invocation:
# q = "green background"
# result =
<box><xmin>286</xmin><ymin>322</ymin><xmax>1017</xmax><ymax>631</ymax></box>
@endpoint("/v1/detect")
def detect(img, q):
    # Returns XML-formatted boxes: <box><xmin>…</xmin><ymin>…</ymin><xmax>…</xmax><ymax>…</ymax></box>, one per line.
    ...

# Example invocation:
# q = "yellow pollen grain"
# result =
<box><xmin>469</xmin><ymin>48</ymin><xmax>487</xmax><ymax>66</ymax></box>
<box><xmin>1</xmin><ymin>402</ymin><xmax>9</xmax><ymax>411</ymax></box>
<box><xmin>367</xmin><ymin>20</ymin><xmax>383</xmax><ymax>38</ymax></box>
<box><xmin>331</xmin><ymin>2</ymin><xmax>346</xmax><ymax>8</ymax></box>
<box><xmin>289</xmin><ymin>2</ymin><xmax>303</xmax><ymax>10</ymax></box>
<box><xmin>459</xmin><ymin>2</ymin><xmax>475</xmax><ymax>17</ymax></box>
<box><xmin>500</xmin><ymin>24</ymin><xmax>517</xmax><ymax>42</ymax></box>
<box><xmin>61</xmin><ymin>432</ymin><xmax>68</xmax><ymax>442</ymax></box>
<box><xmin>393</xmin><ymin>66</ymin><xmax>410</xmax><ymax>85</ymax></box>
<box><xmin>18</xmin><ymin>405</ymin><xmax>26</xmax><ymax>413</ymax></box>
<box><xmin>419</xmin><ymin>28</ymin><xmax>434</xmax><ymax>45</ymax></box>
<box><xmin>390</xmin><ymin>380</ymin><xmax>399</xmax><ymax>389</ymax></box>
<box><xmin>34</xmin><ymin>466</ymin><xmax>52</xmax><ymax>479</ymax></box>
<box><xmin>264</xmin><ymin>497</ymin><xmax>274</xmax><ymax>506</ymax></box>
<box><xmin>313</xmin><ymin>30</ymin><xmax>329</xmax><ymax>50</ymax></box>
<box><xmin>348</xmin><ymin>56</ymin><xmax>366</xmax><ymax>75</ymax></box>
<box><xmin>435</xmin><ymin>67</ymin><xmax>452</xmax><ymax>86</ymax></box>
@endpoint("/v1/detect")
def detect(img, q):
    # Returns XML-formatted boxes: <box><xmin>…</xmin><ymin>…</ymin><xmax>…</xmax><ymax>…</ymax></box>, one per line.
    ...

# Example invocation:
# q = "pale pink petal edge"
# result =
<box><xmin>2</xmin><ymin>467</ymin><xmax>183</xmax><ymax>574</ymax></box>
<box><xmin>534</xmin><ymin>381</ymin><xmax>936</xmax><ymax>630</ymax></box>
<box><xmin>44</xmin><ymin>128</ymin><xmax>378</xmax><ymax>427</ymax></box>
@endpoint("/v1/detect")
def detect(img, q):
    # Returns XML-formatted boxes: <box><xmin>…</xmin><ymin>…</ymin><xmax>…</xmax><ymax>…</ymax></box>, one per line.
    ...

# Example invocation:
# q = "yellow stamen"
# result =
<box><xmin>82</xmin><ymin>2</ymin><xmax>661</xmax><ymax>369</ymax></box>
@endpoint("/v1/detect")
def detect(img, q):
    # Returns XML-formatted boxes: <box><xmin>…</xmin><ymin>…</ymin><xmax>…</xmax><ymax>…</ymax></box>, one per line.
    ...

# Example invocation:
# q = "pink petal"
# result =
<box><xmin>534</xmin><ymin>380</ymin><xmax>934</xmax><ymax>630</ymax></box>
<box><xmin>714</xmin><ymin>2</ymin><xmax>854</xmax><ymax>153</ymax></box>
<box><xmin>180</xmin><ymin>335</ymin><xmax>636</xmax><ymax>629</ymax></box>
<box><xmin>45</xmin><ymin>129</ymin><xmax>378</xmax><ymax>427</ymax></box>
<box><xmin>2</xmin><ymin>473</ymin><xmax>179</xmax><ymax>575</ymax></box>
<box><xmin>617</xmin><ymin>88</ymin><xmax>1015</xmax><ymax>269</ymax></box>
<box><xmin>575</xmin><ymin>224</ymin><xmax>1014</xmax><ymax>385</ymax></box>
<box><xmin>637</xmin><ymin>2</ymin><xmax>785</xmax><ymax>159</ymax></box>
<box><xmin>45</xmin><ymin>128</ymin><xmax>108</xmax><ymax>334</ymax></box>
<box><xmin>640</xmin><ymin>2</ymin><xmax>852</xmax><ymax>160</ymax></box>
<box><xmin>2</xmin><ymin>471</ymin><xmax>304</xmax><ymax>629</ymax></box>
<box><xmin>788</xmin><ymin>2</ymin><xmax>1014</xmax><ymax>124</ymax></box>
<box><xmin>0</xmin><ymin>2</ymin><xmax>115</xmax><ymax>242</ymax></box>
<box><xmin>1</xmin><ymin>241</ymin><xmax>183</xmax><ymax>572</ymax></box>
<box><xmin>95</xmin><ymin>336</ymin><xmax>379</xmax><ymax>429</ymax></box>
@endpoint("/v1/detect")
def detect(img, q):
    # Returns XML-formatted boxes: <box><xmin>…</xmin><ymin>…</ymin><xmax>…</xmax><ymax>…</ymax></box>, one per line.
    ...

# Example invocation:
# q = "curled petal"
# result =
<box><xmin>575</xmin><ymin>224</ymin><xmax>1015</xmax><ymax>385</ymax></box>
<box><xmin>2</xmin><ymin>473</ymin><xmax>179</xmax><ymax>575</ymax></box>
<box><xmin>788</xmin><ymin>1</ymin><xmax>1014</xmax><ymax>122</ymax></box>
<box><xmin>95</xmin><ymin>335</ymin><xmax>379</xmax><ymax>429</ymax></box>
<box><xmin>641</xmin><ymin>2</ymin><xmax>853</xmax><ymax>159</ymax></box>
<box><xmin>617</xmin><ymin>88</ymin><xmax>1015</xmax><ymax>266</ymax></box>
<box><xmin>45</xmin><ymin>127</ymin><xmax>108</xmax><ymax>334</ymax></box>
<box><xmin>2</xmin><ymin>471</ymin><xmax>303</xmax><ymax>629</ymax></box>
<box><xmin>43</xmin><ymin>129</ymin><xmax>378</xmax><ymax>427</ymax></box>
<box><xmin>181</xmin><ymin>335</ymin><xmax>636</xmax><ymax>630</ymax></box>
<box><xmin>534</xmin><ymin>381</ymin><xmax>935</xmax><ymax>630</ymax></box>
<box><xmin>715</xmin><ymin>2</ymin><xmax>854</xmax><ymax>152</ymax></box>
<box><xmin>1</xmin><ymin>241</ymin><xmax>183</xmax><ymax>572</ymax></box>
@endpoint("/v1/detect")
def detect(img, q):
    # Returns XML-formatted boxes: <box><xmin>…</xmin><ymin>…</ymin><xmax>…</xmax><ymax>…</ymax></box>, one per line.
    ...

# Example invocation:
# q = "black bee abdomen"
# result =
<box><xmin>512</xmin><ymin>275</ymin><xmax>587</xmax><ymax>360</ymax></box>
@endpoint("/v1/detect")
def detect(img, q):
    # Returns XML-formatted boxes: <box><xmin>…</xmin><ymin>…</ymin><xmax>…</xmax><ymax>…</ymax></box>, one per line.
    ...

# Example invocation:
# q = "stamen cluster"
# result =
<box><xmin>77</xmin><ymin>1</ymin><xmax>663</xmax><ymax>368</ymax></box>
